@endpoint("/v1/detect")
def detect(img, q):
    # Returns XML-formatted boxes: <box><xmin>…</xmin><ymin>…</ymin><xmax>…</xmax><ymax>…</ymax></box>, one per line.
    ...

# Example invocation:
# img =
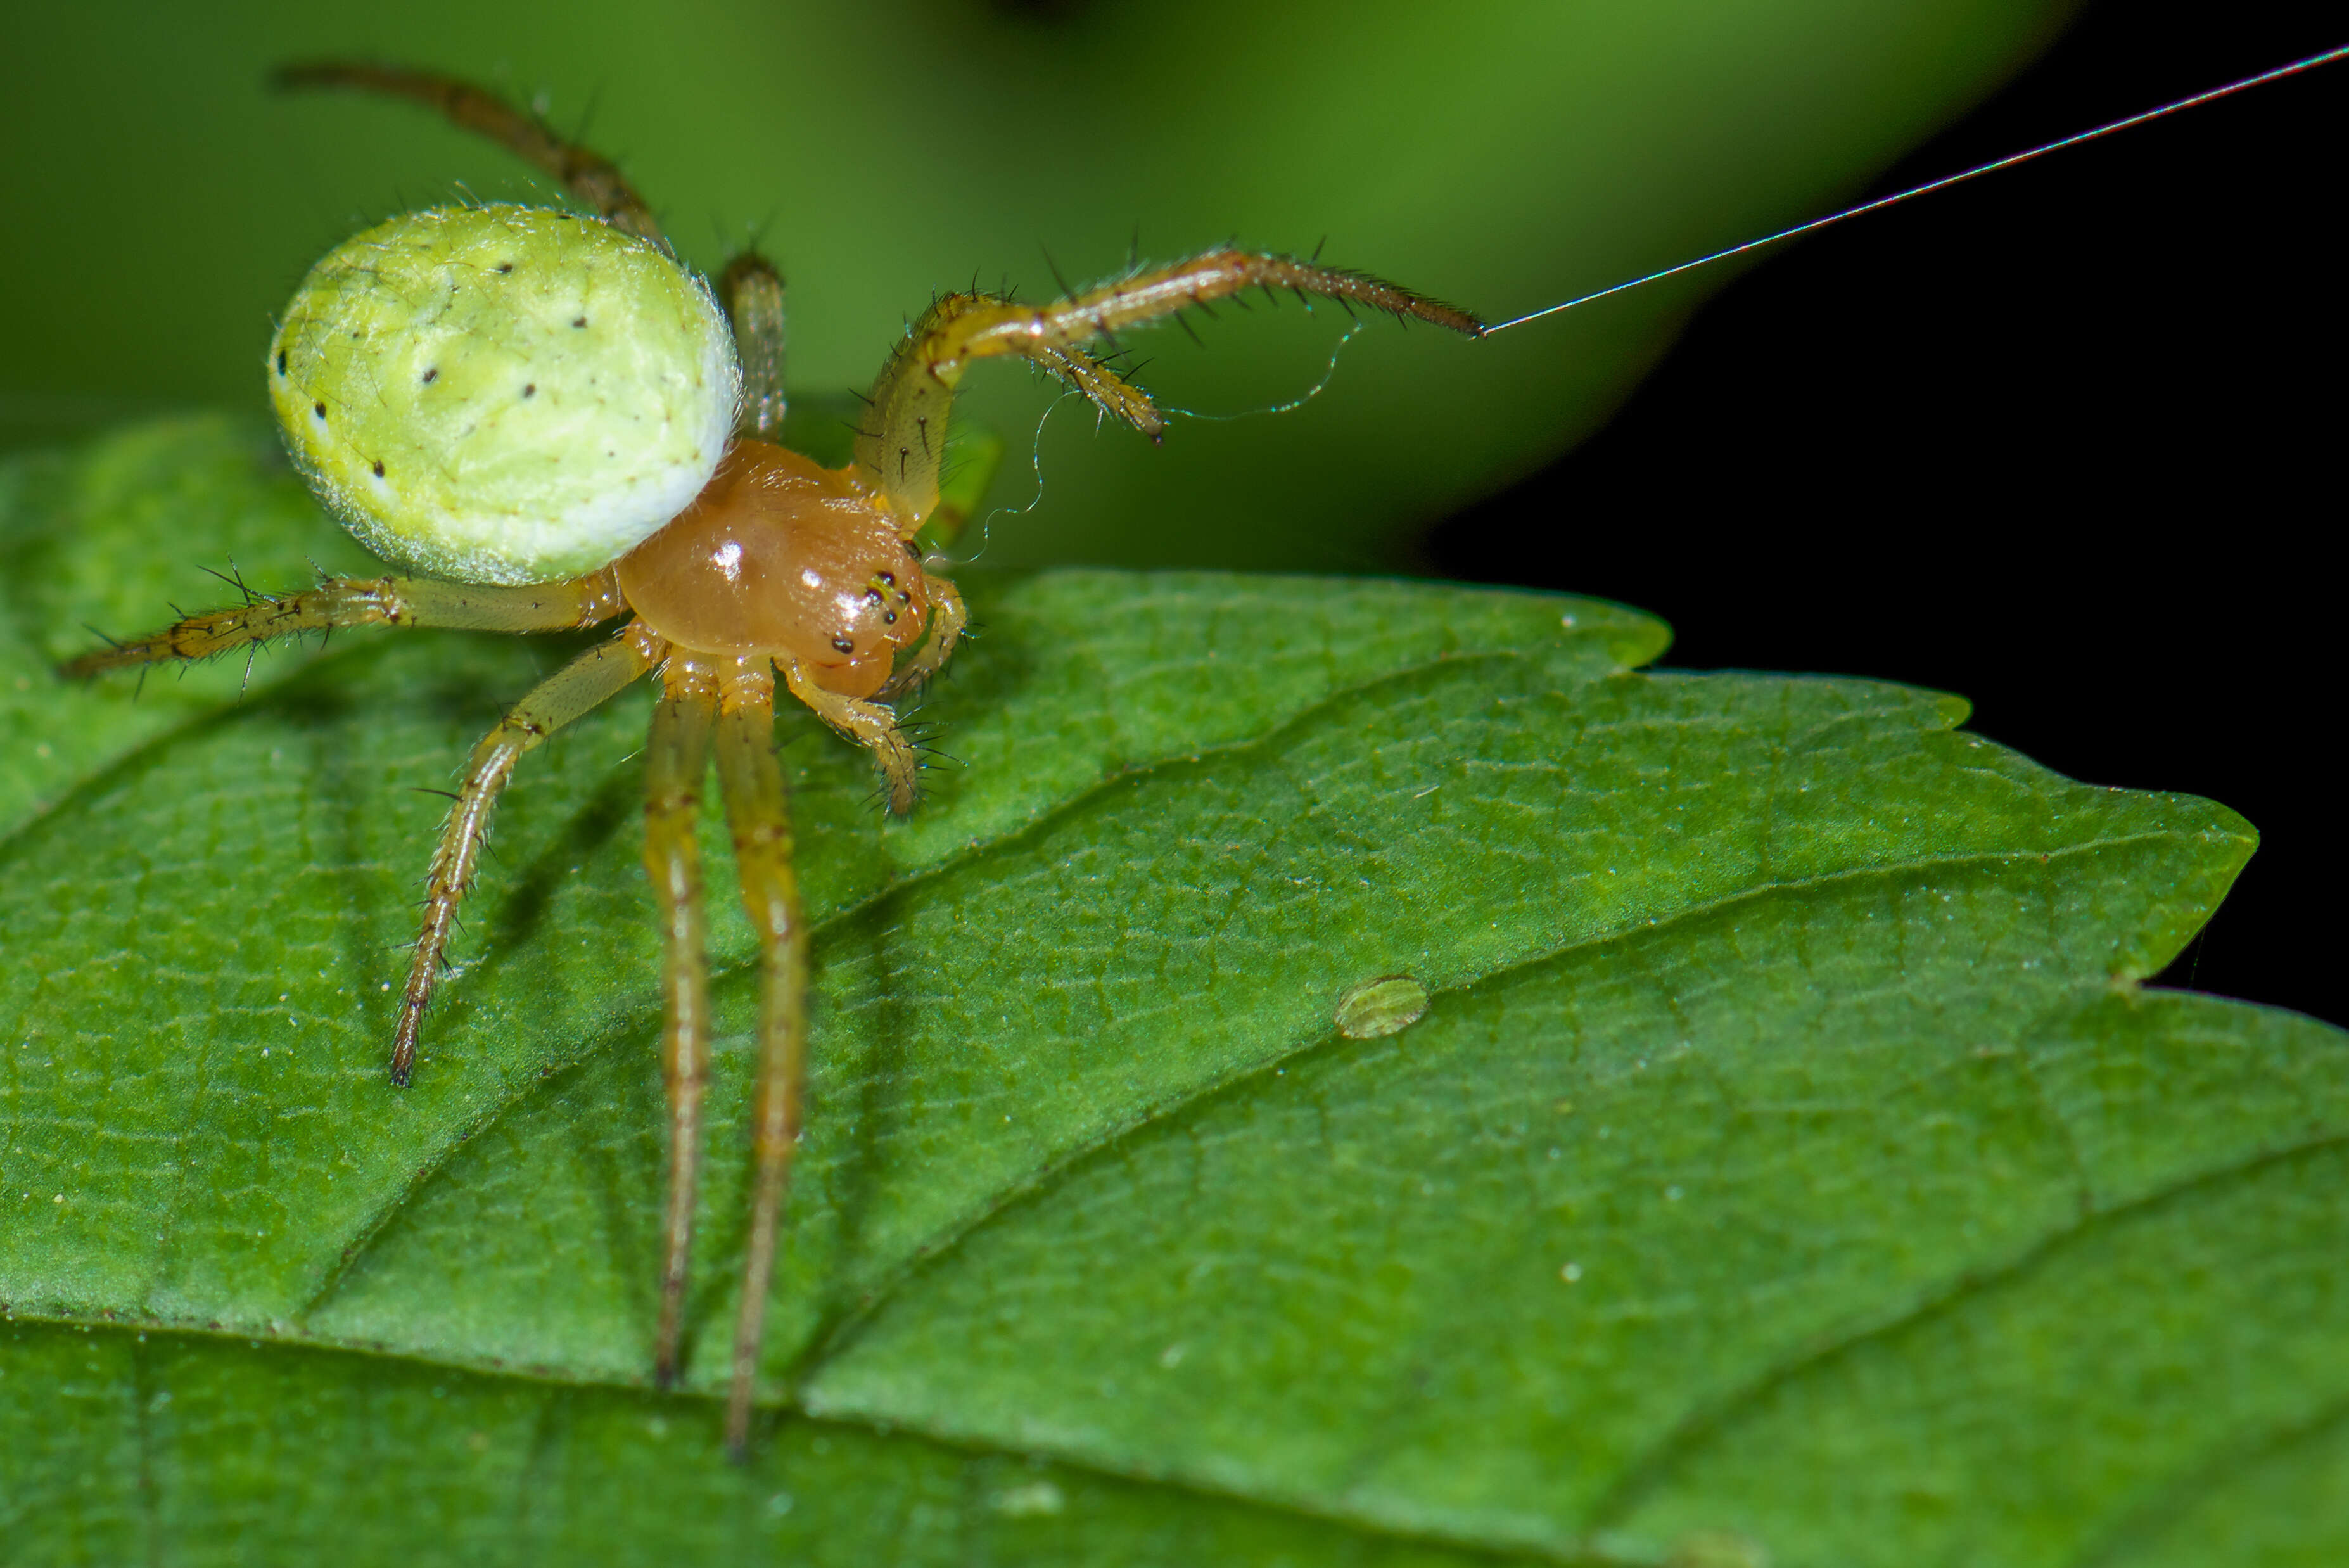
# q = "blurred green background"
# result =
<box><xmin>0</xmin><ymin>0</ymin><xmax>2071</xmax><ymax>569</ymax></box>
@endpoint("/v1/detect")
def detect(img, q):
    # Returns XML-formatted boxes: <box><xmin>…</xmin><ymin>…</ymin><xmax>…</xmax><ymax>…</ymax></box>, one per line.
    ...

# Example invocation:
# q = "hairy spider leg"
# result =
<box><xmin>713</xmin><ymin>658</ymin><xmax>808</xmax><ymax>1456</ymax></box>
<box><xmin>854</xmin><ymin>249</ymin><xmax>1485</xmax><ymax>529</ymax></box>
<box><xmin>646</xmin><ymin>654</ymin><xmax>722</xmax><ymax>1386</ymax></box>
<box><xmin>274</xmin><ymin>61</ymin><xmax>668</xmax><ymax>248</ymax></box>
<box><xmin>392</xmin><ymin>623</ymin><xmax>666</xmax><ymax>1085</ymax></box>
<box><xmin>720</xmin><ymin>253</ymin><xmax>789</xmax><ymax>442</ymax></box>
<box><xmin>58</xmin><ymin>571</ymin><xmax>628</xmax><ymax>677</ymax></box>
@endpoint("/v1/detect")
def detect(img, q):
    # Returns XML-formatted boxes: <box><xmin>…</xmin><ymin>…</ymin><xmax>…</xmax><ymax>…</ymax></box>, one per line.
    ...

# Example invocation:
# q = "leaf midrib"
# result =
<box><xmin>20</xmin><ymin>1313</ymin><xmax>1591</xmax><ymax>1568</ymax></box>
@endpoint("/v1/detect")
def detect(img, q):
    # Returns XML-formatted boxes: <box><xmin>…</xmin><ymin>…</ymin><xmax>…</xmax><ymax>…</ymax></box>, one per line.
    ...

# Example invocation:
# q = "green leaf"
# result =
<box><xmin>5</xmin><ymin>420</ymin><xmax>2345</xmax><ymax>1566</ymax></box>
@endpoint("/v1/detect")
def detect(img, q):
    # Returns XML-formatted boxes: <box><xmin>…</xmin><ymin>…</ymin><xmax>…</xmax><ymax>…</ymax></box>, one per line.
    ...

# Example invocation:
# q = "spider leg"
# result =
<box><xmin>853</xmin><ymin>248</ymin><xmax>1484</xmax><ymax>528</ymax></box>
<box><xmin>274</xmin><ymin>61</ymin><xmax>666</xmax><ymax>247</ymax></box>
<box><xmin>718</xmin><ymin>253</ymin><xmax>787</xmax><ymax>443</ymax></box>
<box><xmin>60</xmin><ymin>571</ymin><xmax>627</xmax><ymax>679</ymax></box>
<box><xmin>777</xmin><ymin>659</ymin><xmax>920</xmax><ymax>814</ymax></box>
<box><xmin>391</xmin><ymin>622</ymin><xmax>665</xmax><ymax>1085</ymax></box>
<box><xmin>872</xmin><ymin>573</ymin><xmax>968</xmax><ymax>701</ymax></box>
<box><xmin>711</xmin><ymin>658</ymin><xmax>808</xmax><ymax>1458</ymax></box>
<box><xmin>646</xmin><ymin>654</ymin><xmax>722</xmax><ymax>1388</ymax></box>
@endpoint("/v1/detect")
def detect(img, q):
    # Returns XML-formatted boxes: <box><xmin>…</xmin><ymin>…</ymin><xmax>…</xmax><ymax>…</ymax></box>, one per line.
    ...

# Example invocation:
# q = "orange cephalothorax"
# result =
<box><xmin>616</xmin><ymin>440</ymin><xmax>932</xmax><ymax>698</ymax></box>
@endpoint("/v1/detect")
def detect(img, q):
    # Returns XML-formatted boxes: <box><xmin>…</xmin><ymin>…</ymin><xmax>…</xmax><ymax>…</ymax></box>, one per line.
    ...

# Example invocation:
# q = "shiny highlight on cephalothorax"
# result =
<box><xmin>616</xmin><ymin>442</ymin><xmax>933</xmax><ymax>698</ymax></box>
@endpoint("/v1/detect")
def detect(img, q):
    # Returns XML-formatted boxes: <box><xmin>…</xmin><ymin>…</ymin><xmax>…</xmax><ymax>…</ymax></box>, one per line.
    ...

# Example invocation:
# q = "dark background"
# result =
<box><xmin>1424</xmin><ymin>1</ymin><xmax>2345</xmax><ymax>1025</ymax></box>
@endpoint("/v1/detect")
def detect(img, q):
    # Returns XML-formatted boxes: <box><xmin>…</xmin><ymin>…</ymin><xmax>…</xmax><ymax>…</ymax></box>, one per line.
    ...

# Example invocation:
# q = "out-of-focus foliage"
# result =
<box><xmin>0</xmin><ymin>0</ymin><xmax>2072</xmax><ymax>566</ymax></box>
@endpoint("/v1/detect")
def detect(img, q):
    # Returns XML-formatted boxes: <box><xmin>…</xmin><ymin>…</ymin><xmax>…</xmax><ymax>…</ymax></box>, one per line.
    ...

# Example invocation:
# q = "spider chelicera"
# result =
<box><xmin>63</xmin><ymin>61</ymin><xmax>1483</xmax><ymax>1455</ymax></box>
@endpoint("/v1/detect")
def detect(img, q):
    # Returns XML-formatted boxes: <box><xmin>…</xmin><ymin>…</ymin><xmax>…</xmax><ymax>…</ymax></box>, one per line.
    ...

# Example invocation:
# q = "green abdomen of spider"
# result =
<box><xmin>616</xmin><ymin>440</ymin><xmax>934</xmax><ymax>699</ymax></box>
<box><xmin>268</xmin><ymin>203</ymin><xmax>739</xmax><ymax>586</ymax></box>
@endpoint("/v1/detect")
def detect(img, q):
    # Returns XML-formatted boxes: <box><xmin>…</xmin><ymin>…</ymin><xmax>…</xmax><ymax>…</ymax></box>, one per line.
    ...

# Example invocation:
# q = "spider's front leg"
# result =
<box><xmin>853</xmin><ymin>248</ymin><xmax>1484</xmax><ymax>527</ymax></box>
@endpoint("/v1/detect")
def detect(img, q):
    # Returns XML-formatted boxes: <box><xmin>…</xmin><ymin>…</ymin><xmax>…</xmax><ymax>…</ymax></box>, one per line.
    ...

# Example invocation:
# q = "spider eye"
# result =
<box><xmin>831</xmin><ymin>634</ymin><xmax>855</xmax><ymax>655</ymax></box>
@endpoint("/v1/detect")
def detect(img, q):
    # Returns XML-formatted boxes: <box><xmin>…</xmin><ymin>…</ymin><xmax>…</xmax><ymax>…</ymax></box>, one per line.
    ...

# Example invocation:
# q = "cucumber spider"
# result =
<box><xmin>61</xmin><ymin>61</ymin><xmax>1482</xmax><ymax>1456</ymax></box>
